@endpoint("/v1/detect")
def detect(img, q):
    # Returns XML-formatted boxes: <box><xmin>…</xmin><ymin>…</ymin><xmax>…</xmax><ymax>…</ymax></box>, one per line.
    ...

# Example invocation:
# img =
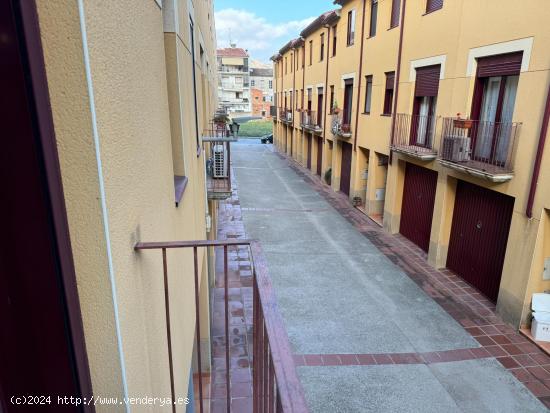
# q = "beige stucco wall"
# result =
<box><xmin>37</xmin><ymin>0</ymin><xmax>218</xmax><ymax>411</ymax></box>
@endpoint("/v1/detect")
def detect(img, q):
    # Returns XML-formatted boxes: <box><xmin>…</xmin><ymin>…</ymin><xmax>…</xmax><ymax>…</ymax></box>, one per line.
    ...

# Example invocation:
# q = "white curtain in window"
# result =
<box><xmin>496</xmin><ymin>75</ymin><xmax>519</xmax><ymax>163</ymax></box>
<box><xmin>475</xmin><ymin>77</ymin><xmax>501</xmax><ymax>159</ymax></box>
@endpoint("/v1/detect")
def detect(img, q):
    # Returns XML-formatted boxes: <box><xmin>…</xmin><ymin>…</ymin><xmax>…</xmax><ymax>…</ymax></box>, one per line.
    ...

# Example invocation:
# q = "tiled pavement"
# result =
<box><xmin>208</xmin><ymin>141</ymin><xmax>550</xmax><ymax>411</ymax></box>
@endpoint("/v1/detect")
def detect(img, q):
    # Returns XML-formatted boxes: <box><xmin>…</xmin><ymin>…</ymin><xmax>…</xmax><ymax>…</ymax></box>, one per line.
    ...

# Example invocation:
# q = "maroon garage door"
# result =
<box><xmin>399</xmin><ymin>163</ymin><xmax>438</xmax><ymax>252</ymax></box>
<box><xmin>316</xmin><ymin>137</ymin><xmax>323</xmax><ymax>176</ymax></box>
<box><xmin>340</xmin><ymin>141</ymin><xmax>353</xmax><ymax>195</ymax></box>
<box><xmin>306</xmin><ymin>133</ymin><xmax>312</xmax><ymax>170</ymax></box>
<box><xmin>447</xmin><ymin>181</ymin><xmax>514</xmax><ymax>302</ymax></box>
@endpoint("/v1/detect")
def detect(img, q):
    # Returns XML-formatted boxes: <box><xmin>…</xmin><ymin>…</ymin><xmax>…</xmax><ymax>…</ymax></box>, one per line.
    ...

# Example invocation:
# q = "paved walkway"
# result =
<box><xmin>211</xmin><ymin>141</ymin><xmax>549</xmax><ymax>412</ymax></box>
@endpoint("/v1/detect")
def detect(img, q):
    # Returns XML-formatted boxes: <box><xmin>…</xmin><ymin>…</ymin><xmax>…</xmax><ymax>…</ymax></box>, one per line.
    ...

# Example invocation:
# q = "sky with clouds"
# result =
<box><xmin>215</xmin><ymin>0</ymin><xmax>336</xmax><ymax>64</ymax></box>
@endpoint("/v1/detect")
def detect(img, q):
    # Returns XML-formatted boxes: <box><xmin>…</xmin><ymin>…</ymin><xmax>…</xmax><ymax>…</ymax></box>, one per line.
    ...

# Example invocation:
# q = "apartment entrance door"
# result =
<box><xmin>316</xmin><ymin>137</ymin><xmax>323</xmax><ymax>176</ymax></box>
<box><xmin>0</xmin><ymin>2</ymin><xmax>92</xmax><ymax>410</ymax></box>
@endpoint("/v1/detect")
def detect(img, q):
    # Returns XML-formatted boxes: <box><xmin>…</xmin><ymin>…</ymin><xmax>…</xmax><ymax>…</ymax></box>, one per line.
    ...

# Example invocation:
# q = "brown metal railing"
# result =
<box><xmin>281</xmin><ymin>109</ymin><xmax>293</xmax><ymax>123</ymax></box>
<box><xmin>203</xmin><ymin>124</ymin><xmax>234</xmax><ymax>198</ymax></box>
<box><xmin>391</xmin><ymin>113</ymin><xmax>438</xmax><ymax>155</ymax></box>
<box><xmin>331</xmin><ymin>112</ymin><xmax>351</xmax><ymax>137</ymax></box>
<box><xmin>133</xmin><ymin>240</ymin><xmax>308</xmax><ymax>413</ymax></box>
<box><xmin>438</xmin><ymin>117</ymin><xmax>521</xmax><ymax>174</ymax></box>
<box><xmin>300</xmin><ymin>110</ymin><xmax>321</xmax><ymax>130</ymax></box>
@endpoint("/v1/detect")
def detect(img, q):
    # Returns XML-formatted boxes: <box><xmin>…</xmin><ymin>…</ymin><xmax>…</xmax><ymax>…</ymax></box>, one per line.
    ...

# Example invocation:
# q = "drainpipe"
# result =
<box><xmin>389</xmin><ymin>0</ymin><xmax>407</xmax><ymax>164</ymax></box>
<box><xmin>526</xmin><ymin>80</ymin><xmax>550</xmax><ymax>218</ymax></box>
<box><xmin>77</xmin><ymin>0</ymin><xmax>130</xmax><ymax>409</ymax></box>
<box><xmin>292</xmin><ymin>47</ymin><xmax>297</xmax><ymax>152</ymax></box>
<box><xmin>323</xmin><ymin>27</ymin><xmax>331</xmax><ymax>138</ymax></box>
<box><xmin>353</xmin><ymin>0</ymin><xmax>368</xmax><ymax>151</ymax></box>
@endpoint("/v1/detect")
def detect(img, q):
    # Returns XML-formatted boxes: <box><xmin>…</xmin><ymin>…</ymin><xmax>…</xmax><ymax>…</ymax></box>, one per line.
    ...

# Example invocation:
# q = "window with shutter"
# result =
<box><xmin>426</xmin><ymin>0</ymin><xmax>443</xmax><ymax>13</ymax></box>
<box><xmin>369</xmin><ymin>0</ymin><xmax>378</xmax><ymax>37</ymax></box>
<box><xmin>390</xmin><ymin>0</ymin><xmax>400</xmax><ymax>28</ymax></box>
<box><xmin>364</xmin><ymin>75</ymin><xmax>373</xmax><ymax>114</ymax></box>
<box><xmin>347</xmin><ymin>10</ymin><xmax>356</xmax><ymax>46</ymax></box>
<box><xmin>383</xmin><ymin>72</ymin><xmax>395</xmax><ymax>115</ymax></box>
<box><xmin>476</xmin><ymin>52</ymin><xmax>523</xmax><ymax>78</ymax></box>
<box><xmin>414</xmin><ymin>65</ymin><xmax>441</xmax><ymax>97</ymax></box>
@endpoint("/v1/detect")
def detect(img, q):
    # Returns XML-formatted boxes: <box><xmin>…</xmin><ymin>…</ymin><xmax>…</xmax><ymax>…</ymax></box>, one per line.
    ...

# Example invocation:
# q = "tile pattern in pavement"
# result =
<box><xmin>274</xmin><ymin>147</ymin><xmax>550</xmax><ymax>407</ymax></box>
<box><xmin>209</xmin><ymin>177</ymin><xmax>254</xmax><ymax>413</ymax></box>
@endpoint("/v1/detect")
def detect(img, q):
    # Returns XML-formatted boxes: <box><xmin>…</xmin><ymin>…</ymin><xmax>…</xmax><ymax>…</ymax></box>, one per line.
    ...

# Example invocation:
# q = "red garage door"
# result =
<box><xmin>306</xmin><ymin>133</ymin><xmax>312</xmax><ymax>170</ymax></box>
<box><xmin>447</xmin><ymin>181</ymin><xmax>514</xmax><ymax>302</ymax></box>
<box><xmin>316</xmin><ymin>137</ymin><xmax>323</xmax><ymax>176</ymax></box>
<box><xmin>340</xmin><ymin>141</ymin><xmax>352</xmax><ymax>195</ymax></box>
<box><xmin>400</xmin><ymin>163</ymin><xmax>438</xmax><ymax>252</ymax></box>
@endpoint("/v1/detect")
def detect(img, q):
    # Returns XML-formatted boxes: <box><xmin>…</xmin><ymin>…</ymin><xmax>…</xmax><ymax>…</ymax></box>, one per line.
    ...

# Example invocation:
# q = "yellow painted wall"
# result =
<box><xmin>37</xmin><ymin>0</ymin><xmax>218</xmax><ymax>410</ymax></box>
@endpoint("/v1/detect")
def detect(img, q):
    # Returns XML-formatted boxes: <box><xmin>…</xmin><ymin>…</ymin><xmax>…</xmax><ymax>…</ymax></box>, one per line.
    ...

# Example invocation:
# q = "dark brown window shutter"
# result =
<box><xmin>426</xmin><ymin>0</ymin><xmax>443</xmax><ymax>13</ymax></box>
<box><xmin>415</xmin><ymin>65</ymin><xmax>441</xmax><ymax>97</ymax></box>
<box><xmin>386</xmin><ymin>72</ymin><xmax>395</xmax><ymax>90</ymax></box>
<box><xmin>391</xmin><ymin>0</ymin><xmax>400</xmax><ymax>28</ymax></box>
<box><xmin>476</xmin><ymin>52</ymin><xmax>523</xmax><ymax>77</ymax></box>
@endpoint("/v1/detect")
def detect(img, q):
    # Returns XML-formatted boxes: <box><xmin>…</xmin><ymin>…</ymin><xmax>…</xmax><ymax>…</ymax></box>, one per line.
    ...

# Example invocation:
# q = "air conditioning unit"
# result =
<box><xmin>212</xmin><ymin>144</ymin><xmax>228</xmax><ymax>178</ymax></box>
<box><xmin>441</xmin><ymin>135</ymin><xmax>471</xmax><ymax>162</ymax></box>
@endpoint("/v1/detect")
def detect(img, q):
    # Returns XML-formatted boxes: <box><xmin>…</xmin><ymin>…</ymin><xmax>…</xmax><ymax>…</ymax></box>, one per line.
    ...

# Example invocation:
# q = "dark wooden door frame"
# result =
<box><xmin>3</xmin><ymin>1</ymin><xmax>94</xmax><ymax>410</ymax></box>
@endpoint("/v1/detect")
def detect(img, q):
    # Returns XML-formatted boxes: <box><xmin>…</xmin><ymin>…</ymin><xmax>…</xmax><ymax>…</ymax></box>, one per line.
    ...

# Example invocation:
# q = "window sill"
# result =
<box><xmin>362</xmin><ymin>112</ymin><xmax>371</xmax><ymax>115</ymax></box>
<box><xmin>174</xmin><ymin>175</ymin><xmax>189</xmax><ymax>207</ymax></box>
<box><xmin>422</xmin><ymin>8</ymin><xmax>442</xmax><ymax>16</ymax></box>
<box><xmin>387</xmin><ymin>25</ymin><xmax>398</xmax><ymax>31</ymax></box>
<box><xmin>366</xmin><ymin>35</ymin><xmax>376</xmax><ymax>40</ymax></box>
<box><xmin>380</xmin><ymin>113</ymin><xmax>392</xmax><ymax>117</ymax></box>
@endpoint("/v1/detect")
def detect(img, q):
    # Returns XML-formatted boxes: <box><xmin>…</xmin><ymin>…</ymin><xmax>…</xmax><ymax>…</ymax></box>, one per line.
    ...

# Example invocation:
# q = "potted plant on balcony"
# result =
<box><xmin>453</xmin><ymin>113</ymin><xmax>473</xmax><ymax>129</ymax></box>
<box><xmin>332</xmin><ymin>101</ymin><xmax>341</xmax><ymax>115</ymax></box>
<box><xmin>213</xmin><ymin>113</ymin><xmax>230</xmax><ymax>127</ymax></box>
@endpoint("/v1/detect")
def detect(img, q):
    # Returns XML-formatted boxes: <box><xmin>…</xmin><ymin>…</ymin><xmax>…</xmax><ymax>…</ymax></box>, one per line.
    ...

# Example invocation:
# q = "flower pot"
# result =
<box><xmin>352</xmin><ymin>197</ymin><xmax>362</xmax><ymax>206</ymax></box>
<box><xmin>453</xmin><ymin>119</ymin><xmax>474</xmax><ymax>129</ymax></box>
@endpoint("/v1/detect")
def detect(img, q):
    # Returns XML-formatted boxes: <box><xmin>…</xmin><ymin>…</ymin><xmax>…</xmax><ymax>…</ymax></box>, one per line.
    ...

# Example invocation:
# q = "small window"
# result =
<box><xmin>320</xmin><ymin>33</ymin><xmax>325</xmax><ymax>61</ymax></box>
<box><xmin>383</xmin><ymin>72</ymin><xmax>395</xmax><ymax>115</ymax></box>
<box><xmin>364</xmin><ymin>75</ymin><xmax>373</xmax><ymax>114</ymax></box>
<box><xmin>369</xmin><ymin>0</ymin><xmax>378</xmax><ymax>37</ymax></box>
<box><xmin>329</xmin><ymin>85</ymin><xmax>335</xmax><ymax>114</ymax></box>
<box><xmin>390</xmin><ymin>0</ymin><xmax>400</xmax><ymax>28</ymax></box>
<box><xmin>302</xmin><ymin>45</ymin><xmax>305</xmax><ymax>68</ymax></box>
<box><xmin>285</xmin><ymin>57</ymin><xmax>288</xmax><ymax>74</ymax></box>
<box><xmin>426</xmin><ymin>0</ymin><xmax>443</xmax><ymax>13</ymax></box>
<box><xmin>309</xmin><ymin>40</ymin><xmax>313</xmax><ymax>65</ymax></box>
<box><xmin>269</xmin><ymin>80</ymin><xmax>273</xmax><ymax>89</ymax></box>
<box><xmin>347</xmin><ymin>10</ymin><xmax>356</xmax><ymax>46</ymax></box>
<box><xmin>251</xmin><ymin>79</ymin><xmax>255</xmax><ymax>87</ymax></box>
<box><xmin>332</xmin><ymin>25</ymin><xmax>337</xmax><ymax>56</ymax></box>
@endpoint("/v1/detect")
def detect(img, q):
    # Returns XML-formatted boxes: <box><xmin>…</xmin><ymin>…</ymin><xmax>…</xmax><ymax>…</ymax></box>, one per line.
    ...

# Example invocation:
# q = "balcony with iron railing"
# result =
<box><xmin>280</xmin><ymin>108</ymin><xmax>293</xmax><ymax>125</ymax></box>
<box><xmin>391</xmin><ymin>113</ymin><xmax>439</xmax><ymax>161</ymax></box>
<box><xmin>330</xmin><ymin>112</ymin><xmax>352</xmax><ymax>139</ymax></box>
<box><xmin>300</xmin><ymin>110</ymin><xmax>323</xmax><ymax>134</ymax></box>
<box><xmin>134</xmin><ymin>239</ymin><xmax>308</xmax><ymax>413</ymax></box>
<box><xmin>437</xmin><ymin>117</ymin><xmax>521</xmax><ymax>182</ymax></box>
<box><xmin>203</xmin><ymin>125</ymin><xmax>238</xmax><ymax>200</ymax></box>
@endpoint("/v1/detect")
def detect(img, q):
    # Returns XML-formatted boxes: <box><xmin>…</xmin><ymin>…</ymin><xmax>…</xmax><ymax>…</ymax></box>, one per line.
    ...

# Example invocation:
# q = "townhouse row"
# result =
<box><xmin>272</xmin><ymin>0</ymin><xmax>550</xmax><ymax>327</ymax></box>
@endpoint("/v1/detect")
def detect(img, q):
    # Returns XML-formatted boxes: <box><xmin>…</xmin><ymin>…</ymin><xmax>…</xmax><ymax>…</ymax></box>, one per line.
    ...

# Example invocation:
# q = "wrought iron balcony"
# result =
<box><xmin>280</xmin><ymin>108</ymin><xmax>293</xmax><ymax>124</ymax></box>
<box><xmin>391</xmin><ymin>113</ymin><xmax>438</xmax><ymax>160</ymax></box>
<box><xmin>134</xmin><ymin>240</ymin><xmax>308</xmax><ymax>413</ymax></box>
<box><xmin>203</xmin><ymin>126</ymin><xmax>236</xmax><ymax>200</ymax></box>
<box><xmin>330</xmin><ymin>113</ymin><xmax>352</xmax><ymax>139</ymax></box>
<box><xmin>300</xmin><ymin>110</ymin><xmax>323</xmax><ymax>133</ymax></box>
<box><xmin>437</xmin><ymin>117</ymin><xmax>521</xmax><ymax>183</ymax></box>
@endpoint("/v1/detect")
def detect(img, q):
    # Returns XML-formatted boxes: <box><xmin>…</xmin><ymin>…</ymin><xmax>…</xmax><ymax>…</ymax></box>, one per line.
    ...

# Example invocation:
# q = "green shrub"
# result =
<box><xmin>238</xmin><ymin>120</ymin><xmax>273</xmax><ymax>137</ymax></box>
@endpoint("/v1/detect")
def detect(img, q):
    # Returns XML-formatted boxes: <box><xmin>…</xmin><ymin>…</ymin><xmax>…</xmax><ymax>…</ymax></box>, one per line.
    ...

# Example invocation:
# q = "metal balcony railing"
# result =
<box><xmin>280</xmin><ymin>109</ymin><xmax>293</xmax><ymax>123</ymax></box>
<box><xmin>300</xmin><ymin>110</ymin><xmax>322</xmax><ymax>132</ymax></box>
<box><xmin>133</xmin><ymin>240</ymin><xmax>308</xmax><ymax>413</ymax></box>
<box><xmin>437</xmin><ymin>117</ymin><xmax>521</xmax><ymax>182</ymax></box>
<box><xmin>391</xmin><ymin>113</ymin><xmax>438</xmax><ymax>160</ymax></box>
<box><xmin>330</xmin><ymin>112</ymin><xmax>352</xmax><ymax>138</ymax></box>
<box><xmin>203</xmin><ymin>124</ymin><xmax>236</xmax><ymax>199</ymax></box>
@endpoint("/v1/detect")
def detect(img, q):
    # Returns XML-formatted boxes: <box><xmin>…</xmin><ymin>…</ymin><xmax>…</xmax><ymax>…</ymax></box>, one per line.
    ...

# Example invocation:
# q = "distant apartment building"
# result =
<box><xmin>217</xmin><ymin>45</ymin><xmax>251</xmax><ymax>115</ymax></box>
<box><xmin>250</xmin><ymin>66</ymin><xmax>274</xmax><ymax>117</ymax></box>
<box><xmin>273</xmin><ymin>0</ymin><xmax>550</xmax><ymax>329</ymax></box>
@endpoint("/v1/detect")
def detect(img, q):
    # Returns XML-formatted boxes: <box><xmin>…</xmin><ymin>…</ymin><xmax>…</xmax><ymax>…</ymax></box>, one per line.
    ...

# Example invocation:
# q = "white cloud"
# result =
<box><xmin>215</xmin><ymin>8</ymin><xmax>314</xmax><ymax>63</ymax></box>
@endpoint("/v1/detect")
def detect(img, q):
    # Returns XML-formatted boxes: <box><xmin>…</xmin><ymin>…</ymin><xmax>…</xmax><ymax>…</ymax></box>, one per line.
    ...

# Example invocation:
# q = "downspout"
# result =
<box><xmin>292</xmin><ymin>48</ymin><xmax>297</xmax><ymax>154</ymax></box>
<box><xmin>353</xmin><ymin>0</ymin><xmax>368</xmax><ymax>151</ymax></box>
<box><xmin>77</xmin><ymin>0</ymin><xmax>130</xmax><ymax>409</ymax></box>
<box><xmin>389</xmin><ymin>0</ymin><xmax>407</xmax><ymax>164</ymax></box>
<box><xmin>322</xmin><ymin>26</ymin><xmax>331</xmax><ymax>138</ymax></box>
<box><xmin>526</xmin><ymin>80</ymin><xmax>550</xmax><ymax>218</ymax></box>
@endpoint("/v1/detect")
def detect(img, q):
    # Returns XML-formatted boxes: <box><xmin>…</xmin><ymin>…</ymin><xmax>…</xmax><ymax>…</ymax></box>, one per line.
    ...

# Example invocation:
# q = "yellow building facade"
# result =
<box><xmin>273</xmin><ymin>0</ymin><xmax>550</xmax><ymax>328</ymax></box>
<box><xmin>7</xmin><ymin>0</ymin><xmax>220</xmax><ymax>411</ymax></box>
